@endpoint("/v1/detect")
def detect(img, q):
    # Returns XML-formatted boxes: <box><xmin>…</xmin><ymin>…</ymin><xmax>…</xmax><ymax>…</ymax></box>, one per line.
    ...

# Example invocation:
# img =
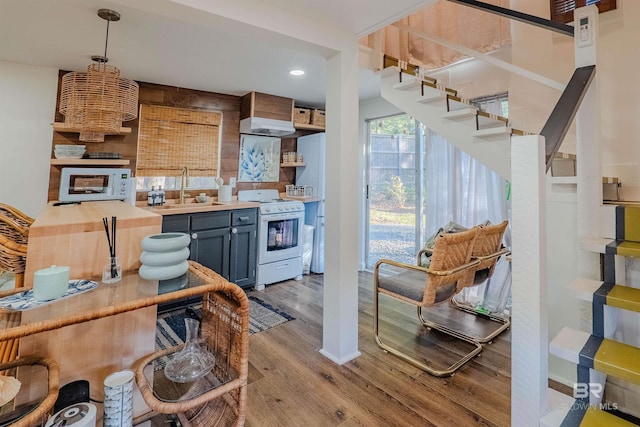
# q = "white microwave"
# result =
<box><xmin>59</xmin><ymin>167</ymin><xmax>132</xmax><ymax>202</ymax></box>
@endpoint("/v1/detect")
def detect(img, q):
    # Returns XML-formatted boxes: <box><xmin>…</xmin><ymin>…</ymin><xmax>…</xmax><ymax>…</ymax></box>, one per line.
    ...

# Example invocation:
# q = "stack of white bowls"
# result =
<box><xmin>138</xmin><ymin>233</ymin><xmax>190</xmax><ymax>281</ymax></box>
<box><xmin>54</xmin><ymin>144</ymin><xmax>86</xmax><ymax>159</ymax></box>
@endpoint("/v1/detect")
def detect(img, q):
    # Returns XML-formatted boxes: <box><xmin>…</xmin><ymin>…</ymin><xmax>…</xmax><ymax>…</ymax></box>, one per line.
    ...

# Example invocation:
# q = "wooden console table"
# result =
<box><xmin>0</xmin><ymin>261</ymin><xmax>249</xmax><ymax>425</ymax></box>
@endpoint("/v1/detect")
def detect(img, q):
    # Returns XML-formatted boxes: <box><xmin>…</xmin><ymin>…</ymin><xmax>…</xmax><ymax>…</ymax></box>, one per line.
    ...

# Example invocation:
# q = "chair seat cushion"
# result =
<box><xmin>378</xmin><ymin>269</ymin><xmax>457</xmax><ymax>305</ymax></box>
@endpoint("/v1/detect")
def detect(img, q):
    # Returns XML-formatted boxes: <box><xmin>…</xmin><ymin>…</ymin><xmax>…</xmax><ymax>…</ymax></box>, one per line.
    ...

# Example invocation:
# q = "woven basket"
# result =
<box><xmin>311</xmin><ymin>109</ymin><xmax>325</xmax><ymax>127</ymax></box>
<box><xmin>294</xmin><ymin>108</ymin><xmax>311</xmax><ymax>125</ymax></box>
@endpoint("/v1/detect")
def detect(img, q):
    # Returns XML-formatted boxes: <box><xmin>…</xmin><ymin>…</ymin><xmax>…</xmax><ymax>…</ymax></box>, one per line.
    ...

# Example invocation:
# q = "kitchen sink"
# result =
<box><xmin>153</xmin><ymin>202</ymin><xmax>225</xmax><ymax>209</ymax></box>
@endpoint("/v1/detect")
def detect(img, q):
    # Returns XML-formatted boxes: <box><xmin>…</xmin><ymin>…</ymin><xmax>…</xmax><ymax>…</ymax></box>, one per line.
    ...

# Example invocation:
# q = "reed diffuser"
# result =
<box><xmin>102</xmin><ymin>216</ymin><xmax>122</xmax><ymax>283</ymax></box>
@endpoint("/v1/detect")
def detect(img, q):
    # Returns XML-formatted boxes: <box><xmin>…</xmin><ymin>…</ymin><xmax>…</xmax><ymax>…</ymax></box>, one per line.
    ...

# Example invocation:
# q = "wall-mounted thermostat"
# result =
<box><xmin>577</xmin><ymin>15</ymin><xmax>593</xmax><ymax>47</ymax></box>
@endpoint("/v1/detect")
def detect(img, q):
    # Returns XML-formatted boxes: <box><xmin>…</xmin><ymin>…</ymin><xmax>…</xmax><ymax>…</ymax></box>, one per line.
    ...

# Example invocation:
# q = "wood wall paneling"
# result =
<box><xmin>50</xmin><ymin>75</ymin><xmax>309</xmax><ymax>202</ymax></box>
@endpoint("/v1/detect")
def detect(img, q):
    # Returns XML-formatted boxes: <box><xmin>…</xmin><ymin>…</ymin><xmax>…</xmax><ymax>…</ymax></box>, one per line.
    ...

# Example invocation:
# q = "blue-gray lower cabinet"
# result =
<box><xmin>161</xmin><ymin>208</ymin><xmax>257</xmax><ymax>289</ymax></box>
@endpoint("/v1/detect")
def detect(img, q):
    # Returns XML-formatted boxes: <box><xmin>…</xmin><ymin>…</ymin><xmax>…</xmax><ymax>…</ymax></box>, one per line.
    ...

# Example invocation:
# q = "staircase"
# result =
<box><xmin>545</xmin><ymin>205</ymin><xmax>640</xmax><ymax>426</ymax></box>
<box><xmin>378</xmin><ymin>55</ymin><xmax>640</xmax><ymax>426</ymax></box>
<box><xmin>378</xmin><ymin>55</ymin><xmax>533</xmax><ymax>180</ymax></box>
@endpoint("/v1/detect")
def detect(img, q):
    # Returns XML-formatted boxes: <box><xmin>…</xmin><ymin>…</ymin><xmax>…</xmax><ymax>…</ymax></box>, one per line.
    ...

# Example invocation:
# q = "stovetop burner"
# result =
<box><xmin>237</xmin><ymin>190</ymin><xmax>305</xmax><ymax>214</ymax></box>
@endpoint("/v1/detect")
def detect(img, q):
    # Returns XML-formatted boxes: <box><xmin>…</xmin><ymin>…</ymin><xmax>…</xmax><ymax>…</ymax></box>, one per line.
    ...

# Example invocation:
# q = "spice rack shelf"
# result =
<box><xmin>52</xmin><ymin>122</ymin><xmax>132</xmax><ymax>135</ymax></box>
<box><xmin>50</xmin><ymin>159</ymin><xmax>130</xmax><ymax>166</ymax></box>
<box><xmin>280</xmin><ymin>162</ymin><xmax>305</xmax><ymax>167</ymax></box>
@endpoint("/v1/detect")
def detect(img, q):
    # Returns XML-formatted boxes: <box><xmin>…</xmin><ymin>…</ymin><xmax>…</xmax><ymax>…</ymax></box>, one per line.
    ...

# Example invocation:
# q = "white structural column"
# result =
<box><xmin>575</xmin><ymin>6</ymin><xmax>601</xmax><ymax>288</ymax></box>
<box><xmin>511</xmin><ymin>135</ymin><xmax>548</xmax><ymax>426</ymax></box>
<box><xmin>320</xmin><ymin>41</ymin><xmax>361</xmax><ymax>364</ymax></box>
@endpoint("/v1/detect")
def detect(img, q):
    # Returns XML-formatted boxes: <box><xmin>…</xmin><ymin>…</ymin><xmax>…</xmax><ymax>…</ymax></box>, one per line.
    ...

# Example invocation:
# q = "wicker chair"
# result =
<box><xmin>0</xmin><ymin>355</ymin><xmax>60</xmax><ymax>427</ymax></box>
<box><xmin>374</xmin><ymin>227</ymin><xmax>482</xmax><ymax>377</ymax></box>
<box><xmin>421</xmin><ymin>221</ymin><xmax>511</xmax><ymax>343</ymax></box>
<box><xmin>135</xmin><ymin>262</ymin><xmax>249</xmax><ymax>426</ymax></box>
<box><xmin>0</xmin><ymin>204</ymin><xmax>34</xmax><ymax>230</ymax></box>
<box><xmin>0</xmin><ymin>204</ymin><xmax>31</xmax><ymax>290</ymax></box>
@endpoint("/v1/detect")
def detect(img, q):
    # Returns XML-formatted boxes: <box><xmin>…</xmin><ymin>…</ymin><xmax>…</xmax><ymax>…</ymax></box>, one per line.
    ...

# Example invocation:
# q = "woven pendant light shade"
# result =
<box><xmin>58</xmin><ymin>9</ymin><xmax>139</xmax><ymax>142</ymax></box>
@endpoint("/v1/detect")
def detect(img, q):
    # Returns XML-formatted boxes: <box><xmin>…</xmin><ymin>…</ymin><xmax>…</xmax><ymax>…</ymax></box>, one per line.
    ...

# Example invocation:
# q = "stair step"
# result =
<box><xmin>580</xmin><ymin>237</ymin><xmax>611</xmax><ymax>254</ymax></box>
<box><xmin>607</xmin><ymin>240</ymin><xmax>640</xmax><ymax>258</ymax></box>
<box><xmin>415</xmin><ymin>85</ymin><xmax>447</xmax><ymax>104</ymax></box>
<box><xmin>473</xmin><ymin>126</ymin><xmax>512</xmax><ymax>141</ymax></box>
<box><xmin>569</xmin><ymin>278</ymin><xmax>640</xmax><ymax>313</ymax></box>
<box><xmin>442</xmin><ymin>107</ymin><xmax>477</xmax><ymax>121</ymax></box>
<box><xmin>616</xmin><ymin>206</ymin><xmax>640</xmax><ymax>243</ymax></box>
<box><xmin>446</xmin><ymin>94</ymin><xmax>473</xmax><ymax>112</ymax></box>
<box><xmin>477</xmin><ymin>110</ymin><xmax>509</xmax><ymax>130</ymax></box>
<box><xmin>551</xmin><ymin>327</ymin><xmax>640</xmax><ymax>386</ymax></box>
<box><xmin>393</xmin><ymin>76</ymin><xmax>417</xmax><ymax>91</ymax></box>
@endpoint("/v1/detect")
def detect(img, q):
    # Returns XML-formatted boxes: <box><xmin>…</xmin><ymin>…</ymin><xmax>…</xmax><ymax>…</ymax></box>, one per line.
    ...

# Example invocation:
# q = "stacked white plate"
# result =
<box><xmin>54</xmin><ymin>144</ymin><xmax>86</xmax><ymax>159</ymax></box>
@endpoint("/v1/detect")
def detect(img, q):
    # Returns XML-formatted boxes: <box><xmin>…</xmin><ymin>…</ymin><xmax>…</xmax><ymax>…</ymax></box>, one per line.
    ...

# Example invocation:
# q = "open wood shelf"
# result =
<box><xmin>294</xmin><ymin>123</ymin><xmax>325</xmax><ymax>131</ymax></box>
<box><xmin>280</xmin><ymin>162</ymin><xmax>305</xmax><ymax>167</ymax></box>
<box><xmin>52</xmin><ymin>122</ymin><xmax>132</xmax><ymax>135</ymax></box>
<box><xmin>50</xmin><ymin>159</ymin><xmax>130</xmax><ymax>166</ymax></box>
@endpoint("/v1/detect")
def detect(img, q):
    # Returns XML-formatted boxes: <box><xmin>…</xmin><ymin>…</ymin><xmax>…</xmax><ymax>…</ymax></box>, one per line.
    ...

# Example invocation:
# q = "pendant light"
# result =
<box><xmin>58</xmin><ymin>9</ymin><xmax>139</xmax><ymax>142</ymax></box>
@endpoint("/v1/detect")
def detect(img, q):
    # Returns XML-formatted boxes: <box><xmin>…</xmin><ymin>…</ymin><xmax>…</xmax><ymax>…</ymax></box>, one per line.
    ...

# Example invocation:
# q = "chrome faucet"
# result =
<box><xmin>179</xmin><ymin>166</ymin><xmax>189</xmax><ymax>204</ymax></box>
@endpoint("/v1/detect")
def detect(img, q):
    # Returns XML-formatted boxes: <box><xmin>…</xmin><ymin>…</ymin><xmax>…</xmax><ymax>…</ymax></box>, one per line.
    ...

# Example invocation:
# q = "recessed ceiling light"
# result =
<box><xmin>290</xmin><ymin>69</ymin><xmax>305</xmax><ymax>76</ymax></box>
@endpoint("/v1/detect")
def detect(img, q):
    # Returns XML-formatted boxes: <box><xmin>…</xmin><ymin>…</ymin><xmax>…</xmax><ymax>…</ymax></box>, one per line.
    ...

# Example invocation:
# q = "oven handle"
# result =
<box><xmin>260</xmin><ymin>212</ymin><xmax>305</xmax><ymax>221</ymax></box>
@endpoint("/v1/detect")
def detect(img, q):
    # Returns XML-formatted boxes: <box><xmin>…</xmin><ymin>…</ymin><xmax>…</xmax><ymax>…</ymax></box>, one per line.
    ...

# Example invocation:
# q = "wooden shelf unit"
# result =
<box><xmin>52</xmin><ymin>122</ymin><xmax>132</xmax><ymax>135</ymax></box>
<box><xmin>50</xmin><ymin>159</ymin><xmax>130</xmax><ymax>166</ymax></box>
<box><xmin>294</xmin><ymin>123</ymin><xmax>325</xmax><ymax>131</ymax></box>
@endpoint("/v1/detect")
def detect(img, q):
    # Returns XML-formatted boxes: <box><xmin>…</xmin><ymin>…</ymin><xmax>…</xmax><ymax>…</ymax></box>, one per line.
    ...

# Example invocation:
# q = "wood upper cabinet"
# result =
<box><xmin>240</xmin><ymin>91</ymin><xmax>294</xmax><ymax>122</ymax></box>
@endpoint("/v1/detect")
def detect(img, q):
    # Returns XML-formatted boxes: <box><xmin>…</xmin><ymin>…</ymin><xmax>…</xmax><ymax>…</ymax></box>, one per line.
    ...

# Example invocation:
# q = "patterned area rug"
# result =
<box><xmin>155</xmin><ymin>295</ymin><xmax>295</xmax><ymax>369</ymax></box>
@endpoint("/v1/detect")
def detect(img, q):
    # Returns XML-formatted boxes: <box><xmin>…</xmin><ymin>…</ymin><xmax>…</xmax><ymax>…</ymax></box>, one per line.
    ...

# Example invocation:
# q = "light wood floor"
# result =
<box><xmin>242</xmin><ymin>271</ymin><xmax>512</xmax><ymax>427</ymax></box>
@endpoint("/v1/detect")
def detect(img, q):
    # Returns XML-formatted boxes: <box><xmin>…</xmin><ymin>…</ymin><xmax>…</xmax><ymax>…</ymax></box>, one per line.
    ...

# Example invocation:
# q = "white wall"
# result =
<box><xmin>0</xmin><ymin>61</ymin><xmax>58</xmax><ymax>217</ymax></box>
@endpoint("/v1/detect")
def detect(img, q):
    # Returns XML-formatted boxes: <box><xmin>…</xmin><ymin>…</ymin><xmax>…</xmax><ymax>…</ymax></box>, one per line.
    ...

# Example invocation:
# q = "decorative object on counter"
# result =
<box><xmin>103</xmin><ymin>370</ymin><xmax>134</xmax><ymax>427</ymax></box>
<box><xmin>147</xmin><ymin>186</ymin><xmax>157</xmax><ymax>206</ymax></box>
<box><xmin>54</xmin><ymin>145</ymin><xmax>86</xmax><ymax>159</ymax></box>
<box><xmin>45</xmin><ymin>402</ymin><xmax>97</xmax><ymax>427</ymax></box>
<box><xmin>102</xmin><ymin>216</ymin><xmax>121</xmax><ymax>284</ymax></box>
<box><xmin>164</xmin><ymin>317</ymin><xmax>216</xmax><ymax>383</ymax></box>
<box><xmin>0</xmin><ymin>280</ymin><xmax>98</xmax><ymax>311</ymax></box>
<box><xmin>139</xmin><ymin>233</ymin><xmax>190</xmax><ymax>281</ymax></box>
<box><xmin>286</xmin><ymin>185</ymin><xmax>313</xmax><ymax>198</ymax></box>
<box><xmin>195</xmin><ymin>193</ymin><xmax>210</xmax><ymax>203</ymax></box>
<box><xmin>218</xmin><ymin>185</ymin><xmax>232</xmax><ymax>202</ymax></box>
<box><xmin>238</xmin><ymin>134</ymin><xmax>281</xmax><ymax>182</ymax></box>
<box><xmin>155</xmin><ymin>186</ymin><xmax>165</xmax><ymax>206</ymax></box>
<box><xmin>57</xmin><ymin>9</ymin><xmax>138</xmax><ymax>143</ymax></box>
<box><xmin>33</xmin><ymin>265</ymin><xmax>70</xmax><ymax>301</ymax></box>
<box><xmin>147</xmin><ymin>186</ymin><xmax>165</xmax><ymax>206</ymax></box>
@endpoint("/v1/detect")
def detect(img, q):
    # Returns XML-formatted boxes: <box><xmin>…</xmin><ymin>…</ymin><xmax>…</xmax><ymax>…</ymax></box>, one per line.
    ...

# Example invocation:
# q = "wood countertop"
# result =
<box><xmin>139</xmin><ymin>199</ymin><xmax>260</xmax><ymax>216</ymax></box>
<box><xmin>29</xmin><ymin>200</ymin><xmax>161</xmax><ymax>238</ymax></box>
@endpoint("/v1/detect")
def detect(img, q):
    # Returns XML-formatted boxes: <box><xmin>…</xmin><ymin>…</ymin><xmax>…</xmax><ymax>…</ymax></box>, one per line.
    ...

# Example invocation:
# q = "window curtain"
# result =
<box><xmin>361</xmin><ymin>0</ymin><xmax>511</xmax><ymax>70</ymax></box>
<box><xmin>424</xmin><ymin>108</ymin><xmax>511</xmax><ymax>314</ymax></box>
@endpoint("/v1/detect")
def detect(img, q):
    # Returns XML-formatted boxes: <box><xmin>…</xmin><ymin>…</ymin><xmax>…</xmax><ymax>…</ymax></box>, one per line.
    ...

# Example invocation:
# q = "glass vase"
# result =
<box><xmin>164</xmin><ymin>318</ymin><xmax>215</xmax><ymax>383</ymax></box>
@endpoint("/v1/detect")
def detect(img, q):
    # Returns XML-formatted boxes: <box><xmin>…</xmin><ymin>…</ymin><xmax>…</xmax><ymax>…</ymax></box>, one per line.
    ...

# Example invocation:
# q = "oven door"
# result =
<box><xmin>258</xmin><ymin>211</ymin><xmax>304</xmax><ymax>264</ymax></box>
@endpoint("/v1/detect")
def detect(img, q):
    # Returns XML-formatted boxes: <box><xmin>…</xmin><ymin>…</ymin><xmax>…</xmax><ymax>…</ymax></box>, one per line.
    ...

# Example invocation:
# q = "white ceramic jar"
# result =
<box><xmin>33</xmin><ymin>265</ymin><xmax>70</xmax><ymax>301</ymax></box>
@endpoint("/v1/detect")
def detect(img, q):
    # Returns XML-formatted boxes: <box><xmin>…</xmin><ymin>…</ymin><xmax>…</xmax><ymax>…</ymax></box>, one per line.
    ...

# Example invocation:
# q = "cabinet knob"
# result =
<box><xmin>191</xmin><ymin>233</ymin><xmax>198</xmax><ymax>239</ymax></box>
<box><xmin>231</xmin><ymin>228</ymin><xmax>238</xmax><ymax>234</ymax></box>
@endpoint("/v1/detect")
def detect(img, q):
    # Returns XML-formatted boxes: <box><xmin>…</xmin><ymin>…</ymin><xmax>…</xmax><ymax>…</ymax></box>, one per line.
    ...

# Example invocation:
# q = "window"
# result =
<box><xmin>551</xmin><ymin>0</ymin><xmax>617</xmax><ymax>24</ymax></box>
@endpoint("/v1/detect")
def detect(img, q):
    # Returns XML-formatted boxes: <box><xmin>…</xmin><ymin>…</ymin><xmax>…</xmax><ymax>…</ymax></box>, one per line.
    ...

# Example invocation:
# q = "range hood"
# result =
<box><xmin>239</xmin><ymin>116</ymin><xmax>295</xmax><ymax>137</ymax></box>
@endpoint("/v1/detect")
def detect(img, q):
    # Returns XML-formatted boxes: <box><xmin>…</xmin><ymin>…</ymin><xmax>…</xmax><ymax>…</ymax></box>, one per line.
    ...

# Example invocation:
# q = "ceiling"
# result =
<box><xmin>0</xmin><ymin>0</ymin><xmax>432</xmax><ymax>108</ymax></box>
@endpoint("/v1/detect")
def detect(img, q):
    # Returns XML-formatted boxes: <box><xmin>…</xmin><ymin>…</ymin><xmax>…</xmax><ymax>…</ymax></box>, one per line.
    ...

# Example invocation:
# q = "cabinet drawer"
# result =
<box><xmin>162</xmin><ymin>215</ymin><xmax>190</xmax><ymax>233</ymax></box>
<box><xmin>232</xmin><ymin>209</ymin><xmax>256</xmax><ymax>226</ymax></box>
<box><xmin>191</xmin><ymin>211</ymin><xmax>231</xmax><ymax>231</ymax></box>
